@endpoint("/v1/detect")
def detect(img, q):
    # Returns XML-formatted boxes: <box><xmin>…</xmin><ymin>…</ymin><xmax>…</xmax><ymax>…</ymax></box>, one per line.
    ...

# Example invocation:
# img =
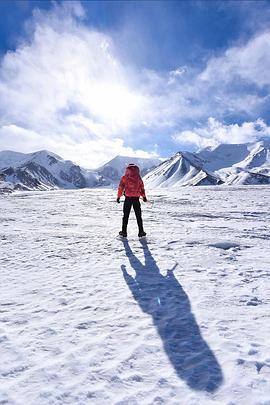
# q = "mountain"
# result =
<box><xmin>198</xmin><ymin>140</ymin><xmax>270</xmax><ymax>185</ymax></box>
<box><xmin>0</xmin><ymin>150</ymin><xmax>108</xmax><ymax>192</ymax></box>
<box><xmin>143</xmin><ymin>151</ymin><xmax>223</xmax><ymax>187</ymax></box>
<box><xmin>1</xmin><ymin>141</ymin><xmax>269</xmax><ymax>192</ymax></box>
<box><xmin>97</xmin><ymin>155</ymin><xmax>162</xmax><ymax>184</ymax></box>
<box><xmin>144</xmin><ymin>140</ymin><xmax>270</xmax><ymax>187</ymax></box>
<box><xmin>0</xmin><ymin>151</ymin><xmax>161</xmax><ymax>192</ymax></box>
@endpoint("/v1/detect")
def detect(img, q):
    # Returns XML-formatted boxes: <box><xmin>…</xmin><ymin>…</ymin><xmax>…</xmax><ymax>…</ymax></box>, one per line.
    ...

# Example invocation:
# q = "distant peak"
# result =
<box><xmin>174</xmin><ymin>151</ymin><xmax>184</xmax><ymax>158</ymax></box>
<box><xmin>34</xmin><ymin>149</ymin><xmax>52</xmax><ymax>155</ymax></box>
<box><xmin>32</xmin><ymin>150</ymin><xmax>62</xmax><ymax>160</ymax></box>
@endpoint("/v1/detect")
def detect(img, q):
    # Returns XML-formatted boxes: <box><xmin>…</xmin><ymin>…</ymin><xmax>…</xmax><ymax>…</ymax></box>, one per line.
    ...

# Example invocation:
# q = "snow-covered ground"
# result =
<box><xmin>1</xmin><ymin>186</ymin><xmax>270</xmax><ymax>404</ymax></box>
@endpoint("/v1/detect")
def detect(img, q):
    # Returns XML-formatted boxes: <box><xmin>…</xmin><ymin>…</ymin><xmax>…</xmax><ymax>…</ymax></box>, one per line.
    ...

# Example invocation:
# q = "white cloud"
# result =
<box><xmin>173</xmin><ymin>118</ymin><xmax>270</xmax><ymax>149</ymax></box>
<box><xmin>0</xmin><ymin>124</ymin><xmax>158</xmax><ymax>168</ymax></box>
<box><xmin>199</xmin><ymin>32</ymin><xmax>270</xmax><ymax>88</ymax></box>
<box><xmin>0</xmin><ymin>2</ymin><xmax>152</xmax><ymax>168</ymax></box>
<box><xmin>140</xmin><ymin>29</ymin><xmax>270</xmax><ymax>127</ymax></box>
<box><xmin>0</xmin><ymin>2</ymin><xmax>270</xmax><ymax>165</ymax></box>
<box><xmin>168</xmin><ymin>66</ymin><xmax>187</xmax><ymax>84</ymax></box>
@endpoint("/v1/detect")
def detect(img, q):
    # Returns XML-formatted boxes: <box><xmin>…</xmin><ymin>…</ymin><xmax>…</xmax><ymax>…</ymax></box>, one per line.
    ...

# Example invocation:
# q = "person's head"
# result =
<box><xmin>125</xmin><ymin>163</ymin><xmax>140</xmax><ymax>178</ymax></box>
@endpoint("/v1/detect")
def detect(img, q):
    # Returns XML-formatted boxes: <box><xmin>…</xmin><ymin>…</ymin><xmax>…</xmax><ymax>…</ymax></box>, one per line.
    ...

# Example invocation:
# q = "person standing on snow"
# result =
<box><xmin>117</xmin><ymin>164</ymin><xmax>147</xmax><ymax>238</ymax></box>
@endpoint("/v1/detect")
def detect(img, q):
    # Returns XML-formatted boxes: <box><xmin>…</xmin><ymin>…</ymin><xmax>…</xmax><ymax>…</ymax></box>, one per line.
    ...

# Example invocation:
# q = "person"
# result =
<box><xmin>117</xmin><ymin>163</ymin><xmax>147</xmax><ymax>238</ymax></box>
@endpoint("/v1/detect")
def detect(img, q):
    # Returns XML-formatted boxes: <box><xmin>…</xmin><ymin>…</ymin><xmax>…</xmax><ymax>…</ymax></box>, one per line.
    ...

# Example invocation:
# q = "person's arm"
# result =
<box><xmin>139</xmin><ymin>178</ymin><xmax>147</xmax><ymax>201</ymax></box>
<box><xmin>117</xmin><ymin>176</ymin><xmax>126</xmax><ymax>199</ymax></box>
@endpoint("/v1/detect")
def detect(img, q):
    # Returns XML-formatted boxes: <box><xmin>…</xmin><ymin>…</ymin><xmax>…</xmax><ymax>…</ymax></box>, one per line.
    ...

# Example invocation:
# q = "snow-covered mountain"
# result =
<box><xmin>97</xmin><ymin>155</ymin><xmax>162</xmax><ymax>184</ymax></box>
<box><xmin>0</xmin><ymin>151</ymin><xmax>161</xmax><ymax>192</ymax></box>
<box><xmin>144</xmin><ymin>140</ymin><xmax>270</xmax><ymax>187</ymax></box>
<box><xmin>143</xmin><ymin>152</ymin><xmax>222</xmax><ymax>188</ymax></box>
<box><xmin>1</xmin><ymin>141</ymin><xmax>270</xmax><ymax>192</ymax></box>
<box><xmin>0</xmin><ymin>150</ymin><xmax>108</xmax><ymax>192</ymax></box>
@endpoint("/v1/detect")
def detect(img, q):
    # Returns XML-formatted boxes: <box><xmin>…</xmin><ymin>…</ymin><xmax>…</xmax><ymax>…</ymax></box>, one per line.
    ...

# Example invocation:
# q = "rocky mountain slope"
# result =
<box><xmin>0</xmin><ymin>151</ymin><xmax>161</xmax><ymax>192</ymax></box>
<box><xmin>0</xmin><ymin>150</ymin><xmax>107</xmax><ymax>192</ymax></box>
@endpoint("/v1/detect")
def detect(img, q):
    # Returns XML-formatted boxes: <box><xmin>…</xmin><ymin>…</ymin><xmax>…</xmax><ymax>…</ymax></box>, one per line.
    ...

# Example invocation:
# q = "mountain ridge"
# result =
<box><xmin>144</xmin><ymin>140</ymin><xmax>270</xmax><ymax>187</ymax></box>
<box><xmin>1</xmin><ymin>141</ymin><xmax>270</xmax><ymax>192</ymax></box>
<box><xmin>0</xmin><ymin>150</ymin><xmax>161</xmax><ymax>193</ymax></box>
<box><xmin>0</xmin><ymin>150</ymin><xmax>107</xmax><ymax>192</ymax></box>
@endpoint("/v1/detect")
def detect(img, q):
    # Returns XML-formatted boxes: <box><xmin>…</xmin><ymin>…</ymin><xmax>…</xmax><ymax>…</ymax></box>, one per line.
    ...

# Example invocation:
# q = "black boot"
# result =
<box><xmin>119</xmin><ymin>231</ymin><xmax>127</xmax><ymax>238</ymax></box>
<box><xmin>138</xmin><ymin>231</ymin><xmax>146</xmax><ymax>237</ymax></box>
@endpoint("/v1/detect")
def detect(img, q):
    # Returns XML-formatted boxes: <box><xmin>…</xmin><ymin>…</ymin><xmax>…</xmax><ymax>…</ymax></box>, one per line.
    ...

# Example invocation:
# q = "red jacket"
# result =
<box><xmin>117</xmin><ymin>164</ymin><xmax>146</xmax><ymax>198</ymax></box>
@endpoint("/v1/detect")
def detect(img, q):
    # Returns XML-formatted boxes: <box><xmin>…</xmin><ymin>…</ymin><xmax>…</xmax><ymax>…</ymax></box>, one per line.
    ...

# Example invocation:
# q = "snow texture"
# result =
<box><xmin>1</xmin><ymin>186</ymin><xmax>270</xmax><ymax>404</ymax></box>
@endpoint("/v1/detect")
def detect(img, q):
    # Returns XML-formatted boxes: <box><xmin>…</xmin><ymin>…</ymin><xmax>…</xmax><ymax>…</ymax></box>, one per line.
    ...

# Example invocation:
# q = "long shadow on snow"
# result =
<box><xmin>121</xmin><ymin>238</ymin><xmax>223</xmax><ymax>392</ymax></box>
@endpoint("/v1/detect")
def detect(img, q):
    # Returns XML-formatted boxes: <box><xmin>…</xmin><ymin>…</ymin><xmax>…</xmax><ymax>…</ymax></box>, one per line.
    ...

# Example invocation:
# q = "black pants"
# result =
<box><xmin>122</xmin><ymin>197</ymin><xmax>144</xmax><ymax>234</ymax></box>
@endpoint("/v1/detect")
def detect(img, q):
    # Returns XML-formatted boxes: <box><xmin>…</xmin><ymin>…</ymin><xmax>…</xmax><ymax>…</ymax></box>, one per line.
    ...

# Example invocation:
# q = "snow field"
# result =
<box><xmin>0</xmin><ymin>187</ymin><xmax>270</xmax><ymax>404</ymax></box>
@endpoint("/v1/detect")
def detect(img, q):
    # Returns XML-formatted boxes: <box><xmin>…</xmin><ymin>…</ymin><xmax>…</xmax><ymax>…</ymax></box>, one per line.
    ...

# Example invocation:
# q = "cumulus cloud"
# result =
<box><xmin>145</xmin><ymin>29</ymin><xmax>270</xmax><ymax>128</ymax></box>
<box><xmin>173</xmin><ymin>118</ymin><xmax>270</xmax><ymax>149</ymax></box>
<box><xmin>0</xmin><ymin>2</ymin><xmax>154</xmax><ymax>168</ymax></box>
<box><xmin>0</xmin><ymin>124</ymin><xmax>155</xmax><ymax>169</ymax></box>
<box><xmin>195</xmin><ymin>31</ymin><xmax>270</xmax><ymax>117</ymax></box>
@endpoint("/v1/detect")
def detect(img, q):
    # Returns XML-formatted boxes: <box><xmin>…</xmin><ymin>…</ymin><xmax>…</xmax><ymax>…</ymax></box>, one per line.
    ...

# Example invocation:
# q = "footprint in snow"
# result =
<box><xmin>246</xmin><ymin>297</ymin><xmax>262</xmax><ymax>306</ymax></box>
<box><xmin>208</xmin><ymin>242</ymin><xmax>240</xmax><ymax>250</ymax></box>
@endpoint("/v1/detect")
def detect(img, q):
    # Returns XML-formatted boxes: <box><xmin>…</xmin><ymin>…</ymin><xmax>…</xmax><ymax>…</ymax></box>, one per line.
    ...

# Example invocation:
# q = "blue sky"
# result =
<box><xmin>0</xmin><ymin>0</ymin><xmax>270</xmax><ymax>168</ymax></box>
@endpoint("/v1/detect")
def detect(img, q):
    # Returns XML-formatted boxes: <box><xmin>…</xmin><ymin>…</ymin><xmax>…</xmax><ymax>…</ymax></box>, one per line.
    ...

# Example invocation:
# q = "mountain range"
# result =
<box><xmin>0</xmin><ymin>151</ymin><xmax>160</xmax><ymax>193</ymax></box>
<box><xmin>0</xmin><ymin>150</ymin><xmax>106</xmax><ymax>192</ymax></box>
<box><xmin>144</xmin><ymin>140</ymin><xmax>270</xmax><ymax>187</ymax></box>
<box><xmin>0</xmin><ymin>140</ymin><xmax>270</xmax><ymax>193</ymax></box>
